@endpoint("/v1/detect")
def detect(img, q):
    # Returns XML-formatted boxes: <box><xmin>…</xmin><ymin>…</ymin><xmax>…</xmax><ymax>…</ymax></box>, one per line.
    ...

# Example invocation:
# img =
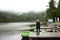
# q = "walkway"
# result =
<box><xmin>29</xmin><ymin>32</ymin><xmax>60</xmax><ymax>40</ymax></box>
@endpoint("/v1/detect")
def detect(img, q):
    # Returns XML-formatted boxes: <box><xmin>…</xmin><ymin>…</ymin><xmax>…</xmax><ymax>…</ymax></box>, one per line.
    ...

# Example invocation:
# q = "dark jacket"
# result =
<box><xmin>36</xmin><ymin>21</ymin><xmax>40</xmax><ymax>29</ymax></box>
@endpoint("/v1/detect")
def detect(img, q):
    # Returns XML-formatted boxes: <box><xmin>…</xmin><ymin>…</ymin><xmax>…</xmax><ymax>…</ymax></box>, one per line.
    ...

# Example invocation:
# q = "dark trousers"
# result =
<box><xmin>36</xmin><ymin>28</ymin><xmax>40</xmax><ymax>35</ymax></box>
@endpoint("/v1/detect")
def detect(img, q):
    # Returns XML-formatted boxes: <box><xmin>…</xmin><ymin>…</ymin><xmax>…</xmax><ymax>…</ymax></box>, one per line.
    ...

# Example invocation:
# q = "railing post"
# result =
<box><xmin>29</xmin><ymin>37</ymin><xmax>32</xmax><ymax>40</ymax></box>
<box><xmin>53</xmin><ymin>28</ymin><xmax>55</xmax><ymax>33</ymax></box>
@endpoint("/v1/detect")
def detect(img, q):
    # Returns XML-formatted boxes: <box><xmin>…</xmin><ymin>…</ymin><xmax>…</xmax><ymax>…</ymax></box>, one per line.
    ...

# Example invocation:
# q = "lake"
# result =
<box><xmin>0</xmin><ymin>22</ymin><xmax>35</xmax><ymax>40</ymax></box>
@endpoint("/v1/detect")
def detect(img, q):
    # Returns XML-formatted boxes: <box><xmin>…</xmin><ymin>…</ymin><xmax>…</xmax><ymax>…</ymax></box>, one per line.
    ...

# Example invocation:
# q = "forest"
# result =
<box><xmin>0</xmin><ymin>11</ymin><xmax>45</xmax><ymax>23</ymax></box>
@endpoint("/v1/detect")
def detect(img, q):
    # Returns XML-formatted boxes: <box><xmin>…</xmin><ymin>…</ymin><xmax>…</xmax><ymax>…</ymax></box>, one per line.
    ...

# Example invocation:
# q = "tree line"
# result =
<box><xmin>0</xmin><ymin>11</ymin><xmax>45</xmax><ymax>23</ymax></box>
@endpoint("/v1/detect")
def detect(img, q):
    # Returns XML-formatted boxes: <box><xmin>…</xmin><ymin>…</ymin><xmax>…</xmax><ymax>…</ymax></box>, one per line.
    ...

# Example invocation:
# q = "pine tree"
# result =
<box><xmin>58</xmin><ymin>0</ymin><xmax>60</xmax><ymax>9</ymax></box>
<box><xmin>49</xmin><ymin>0</ymin><xmax>56</xmax><ymax>9</ymax></box>
<box><xmin>46</xmin><ymin>0</ymin><xmax>56</xmax><ymax>17</ymax></box>
<box><xmin>45</xmin><ymin>0</ymin><xmax>56</xmax><ymax>22</ymax></box>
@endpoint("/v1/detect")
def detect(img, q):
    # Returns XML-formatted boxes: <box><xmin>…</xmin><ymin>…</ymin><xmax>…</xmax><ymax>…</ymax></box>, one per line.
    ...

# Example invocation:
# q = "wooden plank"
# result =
<box><xmin>29</xmin><ymin>32</ymin><xmax>60</xmax><ymax>40</ymax></box>
<box><xmin>29</xmin><ymin>32</ymin><xmax>60</xmax><ymax>38</ymax></box>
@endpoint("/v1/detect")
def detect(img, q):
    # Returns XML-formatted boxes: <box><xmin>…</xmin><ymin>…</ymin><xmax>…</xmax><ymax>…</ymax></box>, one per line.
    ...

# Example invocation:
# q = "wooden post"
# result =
<box><xmin>29</xmin><ymin>37</ymin><xmax>32</xmax><ymax>40</ymax></box>
<box><xmin>55</xmin><ymin>17</ymin><xmax>56</xmax><ymax>22</ymax></box>
<box><xmin>53</xmin><ymin>28</ymin><xmax>55</xmax><ymax>33</ymax></box>
<box><xmin>57</xmin><ymin>17</ymin><xmax>59</xmax><ymax>22</ymax></box>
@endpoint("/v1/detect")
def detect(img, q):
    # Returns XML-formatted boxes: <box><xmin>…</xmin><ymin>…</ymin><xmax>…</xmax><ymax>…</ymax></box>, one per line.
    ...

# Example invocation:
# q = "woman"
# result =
<box><xmin>36</xmin><ymin>19</ymin><xmax>40</xmax><ymax>35</ymax></box>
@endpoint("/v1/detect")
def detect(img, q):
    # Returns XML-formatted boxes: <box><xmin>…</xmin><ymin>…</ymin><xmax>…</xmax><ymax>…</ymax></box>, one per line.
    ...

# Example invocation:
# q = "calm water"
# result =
<box><xmin>0</xmin><ymin>22</ymin><xmax>35</xmax><ymax>40</ymax></box>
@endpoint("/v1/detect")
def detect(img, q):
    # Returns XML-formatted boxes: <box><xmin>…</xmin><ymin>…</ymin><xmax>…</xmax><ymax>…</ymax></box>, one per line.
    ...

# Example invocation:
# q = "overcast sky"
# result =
<box><xmin>0</xmin><ymin>0</ymin><xmax>58</xmax><ymax>12</ymax></box>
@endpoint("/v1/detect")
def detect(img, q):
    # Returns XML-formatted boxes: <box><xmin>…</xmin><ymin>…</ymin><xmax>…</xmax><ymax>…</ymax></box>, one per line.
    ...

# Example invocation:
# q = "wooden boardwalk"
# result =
<box><xmin>29</xmin><ymin>32</ymin><xmax>60</xmax><ymax>37</ymax></box>
<box><xmin>29</xmin><ymin>32</ymin><xmax>60</xmax><ymax>40</ymax></box>
<box><xmin>22</xmin><ymin>26</ymin><xmax>60</xmax><ymax>40</ymax></box>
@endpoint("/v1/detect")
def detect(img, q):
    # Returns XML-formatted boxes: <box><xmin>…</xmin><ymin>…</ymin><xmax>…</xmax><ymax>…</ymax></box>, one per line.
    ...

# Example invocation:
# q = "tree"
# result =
<box><xmin>58</xmin><ymin>0</ymin><xmax>60</xmax><ymax>9</ymax></box>
<box><xmin>49</xmin><ymin>0</ymin><xmax>56</xmax><ymax>9</ymax></box>
<box><xmin>46</xmin><ymin>0</ymin><xmax>56</xmax><ymax>22</ymax></box>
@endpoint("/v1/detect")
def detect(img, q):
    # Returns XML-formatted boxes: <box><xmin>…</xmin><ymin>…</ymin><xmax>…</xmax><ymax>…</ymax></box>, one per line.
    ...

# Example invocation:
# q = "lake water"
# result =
<box><xmin>0</xmin><ymin>22</ymin><xmax>35</xmax><ymax>40</ymax></box>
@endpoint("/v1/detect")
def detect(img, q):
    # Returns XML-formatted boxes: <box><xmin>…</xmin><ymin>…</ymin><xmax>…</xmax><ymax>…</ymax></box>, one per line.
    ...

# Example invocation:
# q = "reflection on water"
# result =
<box><xmin>0</xmin><ymin>31</ymin><xmax>22</xmax><ymax>40</ymax></box>
<box><xmin>0</xmin><ymin>22</ymin><xmax>35</xmax><ymax>40</ymax></box>
<box><xmin>0</xmin><ymin>22</ymin><xmax>35</xmax><ymax>31</ymax></box>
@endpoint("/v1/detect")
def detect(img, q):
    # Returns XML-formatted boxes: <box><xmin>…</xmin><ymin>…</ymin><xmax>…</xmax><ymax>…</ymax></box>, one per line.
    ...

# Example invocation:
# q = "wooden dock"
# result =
<box><xmin>22</xmin><ymin>32</ymin><xmax>60</xmax><ymax>40</ymax></box>
<box><xmin>29</xmin><ymin>32</ymin><xmax>60</xmax><ymax>40</ymax></box>
<box><xmin>22</xmin><ymin>26</ymin><xmax>60</xmax><ymax>40</ymax></box>
<box><xmin>29</xmin><ymin>32</ymin><xmax>60</xmax><ymax>37</ymax></box>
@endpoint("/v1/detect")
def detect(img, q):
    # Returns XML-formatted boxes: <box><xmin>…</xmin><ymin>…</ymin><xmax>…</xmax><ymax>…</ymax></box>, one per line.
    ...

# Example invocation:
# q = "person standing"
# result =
<box><xmin>36</xmin><ymin>19</ymin><xmax>40</xmax><ymax>35</ymax></box>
